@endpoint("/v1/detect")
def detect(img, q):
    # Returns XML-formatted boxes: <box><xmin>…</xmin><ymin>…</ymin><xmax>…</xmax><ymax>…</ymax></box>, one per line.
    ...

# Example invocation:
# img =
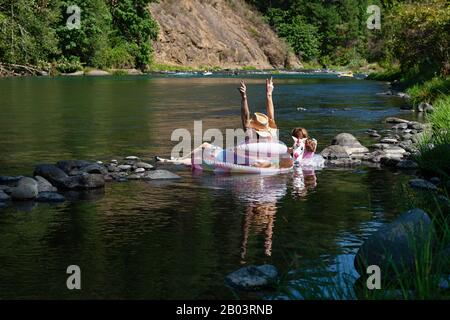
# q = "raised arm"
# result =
<box><xmin>266</xmin><ymin>77</ymin><xmax>275</xmax><ymax>121</ymax></box>
<box><xmin>239</xmin><ymin>81</ymin><xmax>250</xmax><ymax>130</ymax></box>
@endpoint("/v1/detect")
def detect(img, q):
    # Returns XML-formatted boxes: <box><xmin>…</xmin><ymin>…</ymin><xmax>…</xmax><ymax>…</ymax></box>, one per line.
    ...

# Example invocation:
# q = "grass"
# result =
<box><xmin>413</xmin><ymin>95</ymin><xmax>450</xmax><ymax>179</ymax></box>
<box><xmin>407</xmin><ymin>76</ymin><xmax>450</xmax><ymax>106</ymax></box>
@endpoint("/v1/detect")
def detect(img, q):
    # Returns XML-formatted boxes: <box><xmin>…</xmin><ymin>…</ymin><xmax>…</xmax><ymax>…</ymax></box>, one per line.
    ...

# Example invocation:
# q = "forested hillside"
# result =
<box><xmin>0</xmin><ymin>0</ymin><xmax>159</xmax><ymax>73</ymax></box>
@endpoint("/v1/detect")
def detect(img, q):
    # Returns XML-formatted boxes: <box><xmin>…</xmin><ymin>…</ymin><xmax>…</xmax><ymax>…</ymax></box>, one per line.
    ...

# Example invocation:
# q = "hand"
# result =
<box><xmin>238</xmin><ymin>80</ymin><xmax>247</xmax><ymax>98</ymax></box>
<box><xmin>266</xmin><ymin>77</ymin><xmax>274</xmax><ymax>96</ymax></box>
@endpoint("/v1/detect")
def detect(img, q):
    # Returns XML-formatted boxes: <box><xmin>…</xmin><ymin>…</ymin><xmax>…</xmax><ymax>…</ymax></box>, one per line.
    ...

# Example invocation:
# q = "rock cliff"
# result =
<box><xmin>149</xmin><ymin>0</ymin><xmax>301</xmax><ymax>69</ymax></box>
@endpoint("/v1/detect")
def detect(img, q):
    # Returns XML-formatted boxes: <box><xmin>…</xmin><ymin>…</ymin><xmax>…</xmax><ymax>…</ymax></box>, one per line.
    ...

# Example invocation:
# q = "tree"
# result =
<box><xmin>108</xmin><ymin>0</ymin><xmax>159</xmax><ymax>70</ymax></box>
<box><xmin>0</xmin><ymin>0</ymin><xmax>59</xmax><ymax>65</ymax></box>
<box><xmin>56</xmin><ymin>0</ymin><xmax>112</xmax><ymax>67</ymax></box>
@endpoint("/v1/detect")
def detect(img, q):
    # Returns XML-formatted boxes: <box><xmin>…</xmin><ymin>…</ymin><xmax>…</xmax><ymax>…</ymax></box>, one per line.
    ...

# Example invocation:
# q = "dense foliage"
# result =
<box><xmin>0</xmin><ymin>0</ymin><xmax>159</xmax><ymax>71</ymax></box>
<box><xmin>248</xmin><ymin>0</ymin><xmax>449</xmax><ymax>76</ymax></box>
<box><xmin>249</xmin><ymin>0</ymin><xmax>377</xmax><ymax>66</ymax></box>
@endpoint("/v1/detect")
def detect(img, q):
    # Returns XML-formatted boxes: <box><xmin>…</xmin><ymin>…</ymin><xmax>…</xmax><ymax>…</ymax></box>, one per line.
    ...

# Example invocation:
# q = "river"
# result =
<box><xmin>0</xmin><ymin>73</ymin><xmax>417</xmax><ymax>299</ymax></box>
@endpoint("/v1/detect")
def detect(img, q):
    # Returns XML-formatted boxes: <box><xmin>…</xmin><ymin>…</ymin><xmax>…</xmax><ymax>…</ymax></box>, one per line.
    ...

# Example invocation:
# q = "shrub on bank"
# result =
<box><xmin>407</xmin><ymin>77</ymin><xmax>450</xmax><ymax>106</ymax></box>
<box><xmin>413</xmin><ymin>96</ymin><xmax>450</xmax><ymax>179</ymax></box>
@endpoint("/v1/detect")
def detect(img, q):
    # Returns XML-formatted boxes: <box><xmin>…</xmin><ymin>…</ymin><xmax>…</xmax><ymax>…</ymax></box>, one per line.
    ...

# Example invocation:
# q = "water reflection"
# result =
<box><xmin>206</xmin><ymin>167</ymin><xmax>319</xmax><ymax>263</ymax></box>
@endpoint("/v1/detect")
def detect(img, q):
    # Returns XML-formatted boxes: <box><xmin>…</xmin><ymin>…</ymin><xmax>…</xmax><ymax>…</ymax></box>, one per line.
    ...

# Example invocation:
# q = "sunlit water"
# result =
<box><xmin>0</xmin><ymin>74</ymin><xmax>417</xmax><ymax>299</ymax></box>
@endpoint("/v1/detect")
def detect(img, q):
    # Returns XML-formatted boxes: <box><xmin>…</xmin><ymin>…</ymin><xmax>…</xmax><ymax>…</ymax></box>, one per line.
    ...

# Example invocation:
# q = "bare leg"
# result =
<box><xmin>156</xmin><ymin>142</ymin><xmax>213</xmax><ymax>165</ymax></box>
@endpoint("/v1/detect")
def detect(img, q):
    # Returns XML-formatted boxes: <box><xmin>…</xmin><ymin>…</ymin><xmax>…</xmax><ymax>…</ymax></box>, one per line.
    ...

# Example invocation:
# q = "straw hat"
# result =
<box><xmin>248</xmin><ymin>112</ymin><xmax>277</xmax><ymax>138</ymax></box>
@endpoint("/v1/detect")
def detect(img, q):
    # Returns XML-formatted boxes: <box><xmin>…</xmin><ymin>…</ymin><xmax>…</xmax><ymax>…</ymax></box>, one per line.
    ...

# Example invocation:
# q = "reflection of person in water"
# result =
<box><xmin>292</xmin><ymin>167</ymin><xmax>318</xmax><ymax>199</ymax></box>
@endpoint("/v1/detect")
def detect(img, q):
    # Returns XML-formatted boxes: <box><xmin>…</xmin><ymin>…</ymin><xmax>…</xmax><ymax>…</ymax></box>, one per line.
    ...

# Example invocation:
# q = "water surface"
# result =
<box><xmin>0</xmin><ymin>74</ymin><xmax>415</xmax><ymax>299</ymax></box>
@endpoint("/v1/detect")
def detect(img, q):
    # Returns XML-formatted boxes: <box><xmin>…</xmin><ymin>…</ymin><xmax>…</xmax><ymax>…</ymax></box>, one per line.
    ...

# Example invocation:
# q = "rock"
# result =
<box><xmin>61</xmin><ymin>71</ymin><xmax>84</xmax><ymax>76</ymax></box>
<box><xmin>143</xmin><ymin>170</ymin><xmax>181</xmax><ymax>180</ymax></box>
<box><xmin>402</xmin><ymin>133</ymin><xmax>413</xmax><ymax>141</ymax></box>
<box><xmin>135</xmin><ymin>162</ymin><xmax>153</xmax><ymax>170</ymax></box>
<box><xmin>380</xmin><ymin>138</ymin><xmax>398</xmax><ymax>144</ymax></box>
<box><xmin>396</xmin><ymin>160</ymin><xmax>419</xmax><ymax>170</ymax></box>
<box><xmin>11</xmin><ymin>177</ymin><xmax>38</xmax><ymax>200</ymax></box>
<box><xmin>127</xmin><ymin>174</ymin><xmax>143</xmax><ymax>180</ymax></box>
<box><xmin>408</xmin><ymin>122</ymin><xmax>425</xmax><ymax>131</ymax></box>
<box><xmin>409</xmin><ymin>179</ymin><xmax>438</xmax><ymax>191</ymax></box>
<box><xmin>321</xmin><ymin>145</ymin><xmax>350</xmax><ymax>159</ymax></box>
<box><xmin>380</xmin><ymin>156</ymin><xmax>401</xmax><ymax>167</ymax></box>
<box><xmin>134</xmin><ymin>168</ymin><xmax>145</xmax><ymax>173</ymax></box>
<box><xmin>69</xmin><ymin>163</ymin><xmax>107</xmax><ymax>176</ymax></box>
<box><xmin>103</xmin><ymin>174</ymin><xmax>114</xmax><ymax>182</ymax></box>
<box><xmin>63</xmin><ymin>173</ymin><xmax>105</xmax><ymax>190</ymax></box>
<box><xmin>369</xmin><ymin>132</ymin><xmax>381</xmax><ymax>138</ymax></box>
<box><xmin>392</xmin><ymin>123</ymin><xmax>408</xmax><ymax>130</ymax></box>
<box><xmin>362</xmin><ymin>150</ymin><xmax>386</xmax><ymax>163</ymax></box>
<box><xmin>85</xmin><ymin>69</ymin><xmax>110</xmax><ymax>76</ymax></box>
<box><xmin>439</xmin><ymin>275</ymin><xmax>450</xmax><ymax>290</ymax></box>
<box><xmin>225</xmin><ymin>265</ymin><xmax>278</xmax><ymax>291</ymax></box>
<box><xmin>56</xmin><ymin>160</ymin><xmax>92</xmax><ymax>174</ymax></box>
<box><xmin>125</xmin><ymin>156</ymin><xmax>140</xmax><ymax>161</ymax></box>
<box><xmin>111</xmin><ymin>159</ymin><xmax>118</xmax><ymax>164</ymax></box>
<box><xmin>0</xmin><ymin>190</ymin><xmax>11</xmax><ymax>201</ymax></box>
<box><xmin>34</xmin><ymin>164</ymin><xmax>69</xmax><ymax>189</ymax></box>
<box><xmin>118</xmin><ymin>165</ymin><xmax>132</xmax><ymax>171</ymax></box>
<box><xmin>429</xmin><ymin>177</ymin><xmax>440</xmax><ymax>185</ymax></box>
<box><xmin>35</xmin><ymin>176</ymin><xmax>57</xmax><ymax>192</ymax></box>
<box><xmin>417</xmin><ymin>102</ymin><xmax>432</xmax><ymax>113</ymax></box>
<box><xmin>424</xmin><ymin>104</ymin><xmax>434</xmax><ymax>113</ymax></box>
<box><xmin>354</xmin><ymin>208</ymin><xmax>432</xmax><ymax>276</ymax></box>
<box><xmin>385</xmin><ymin>117</ymin><xmax>409</xmax><ymax>124</ymax></box>
<box><xmin>96</xmin><ymin>161</ymin><xmax>103</xmax><ymax>165</ymax></box>
<box><xmin>106</xmin><ymin>164</ymin><xmax>120</xmax><ymax>173</ymax></box>
<box><xmin>0</xmin><ymin>176</ymin><xmax>24</xmax><ymax>185</ymax></box>
<box><xmin>327</xmin><ymin>159</ymin><xmax>362</xmax><ymax>167</ymax></box>
<box><xmin>331</xmin><ymin>133</ymin><xmax>369</xmax><ymax>155</ymax></box>
<box><xmin>36</xmin><ymin>192</ymin><xmax>66</xmax><ymax>203</ymax></box>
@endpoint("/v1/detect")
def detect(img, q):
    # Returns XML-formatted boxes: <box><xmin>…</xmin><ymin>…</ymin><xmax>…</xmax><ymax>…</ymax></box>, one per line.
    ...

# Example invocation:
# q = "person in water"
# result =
<box><xmin>289</xmin><ymin>127</ymin><xmax>317</xmax><ymax>163</ymax></box>
<box><xmin>157</xmin><ymin>78</ymin><xmax>292</xmax><ymax>169</ymax></box>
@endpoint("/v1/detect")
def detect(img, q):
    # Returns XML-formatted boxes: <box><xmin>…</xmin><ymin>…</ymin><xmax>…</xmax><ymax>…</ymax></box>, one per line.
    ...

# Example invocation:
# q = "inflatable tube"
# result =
<box><xmin>235</xmin><ymin>142</ymin><xmax>288</xmax><ymax>155</ymax></box>
<box><xmin>202</xmin><ymin>142</ymin><xmax>293</xmax><ymax>174</ymax></box>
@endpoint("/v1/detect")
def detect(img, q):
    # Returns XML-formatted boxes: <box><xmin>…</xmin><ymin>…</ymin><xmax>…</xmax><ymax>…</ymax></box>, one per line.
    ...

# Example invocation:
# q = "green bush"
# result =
<box><xmin>94</xmin><ymin>43</ymin><xmax>136</xmax><ymax>69</ymax></box>
<box><xmin>56</xmin><ymin>56</ymin><xmax>83</xmax><ymax>73</ymax></box>
<box><xmin>407</xmin><ymin>77</ymin><xmax>450</xmax><ymax>106</ymax></box>
<box><xmin>414</xmin><ymin>96</ymin><xmax>450</xmax><ymax>178</ymax></box>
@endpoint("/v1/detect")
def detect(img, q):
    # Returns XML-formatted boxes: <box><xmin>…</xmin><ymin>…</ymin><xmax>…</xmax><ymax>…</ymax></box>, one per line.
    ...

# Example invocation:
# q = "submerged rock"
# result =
<box><xmin>11</xmin><ymin>177</ymin><xmax>39</xmax><ymax>200</ymax></box>
<box><xmin>143</xmin><ymin>170</ymin><xmax>181</xmax><ymax>180</ymax></box>
<box><xmin>0</xmin><ymin>176</ymin><xmax>24</xmax><ymax>185</ymax></box>
<box><xmin>36</xmin><ymin>192</ymin><xmax>66</xmax><ymax>203</ymax></box>
<box><xmin>396</xmin><ymin>160</ymin><xmax>419</xmax><ymax>170</ymax></box>
<box><xmin>135</xmin><ymin>162</ymin><xmax>153</xmax><ymax>170</ymax></box>
<box><xmin>409</xmin><ymin>179</ymin><xmax>438</xmax><ymax>191</ymax></box>
<box><xmin>56</xmin><ymin>160</ymin><xmax>92</xmax><ymax>174</ymax></box>
<box><xmin>354</xmin><ymin>208</ymin><xmax>433</xmax><ymax>276</ymax></box>
<box><xmin>225</xmin><ymin>265</ymin><xmax>278</xmax><ymax>291</ymax></box>
<box><xmin>385</xmin><ymin>117</ymin><xmax>409</xmax><ymax>124</ymax></box>
<box><xmin>63</xmin><ymin>173</ymin><xmax>105</xmax><ymax>190</ymax></box>
<box><xmin>0</xmin><ymin>190</ymin><xmax>11</xmax><ymax>201</ymax></box>
<box><xmin>35</xmin><ymin>176</ymin><xmax>57</xmax><ymax>192</ymax></box>
<box><xmin>321</xmin><ymin>145</ymin><xmax>350</xmax><ymax>159</ymax></box>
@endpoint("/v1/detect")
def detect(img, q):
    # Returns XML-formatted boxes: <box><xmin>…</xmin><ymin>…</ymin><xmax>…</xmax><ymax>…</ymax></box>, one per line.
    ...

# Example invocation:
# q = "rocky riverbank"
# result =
<box><xmin>0</xmin><ymin>157</ymin><xmax>180</xmax><ymax>210</ymax></box>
